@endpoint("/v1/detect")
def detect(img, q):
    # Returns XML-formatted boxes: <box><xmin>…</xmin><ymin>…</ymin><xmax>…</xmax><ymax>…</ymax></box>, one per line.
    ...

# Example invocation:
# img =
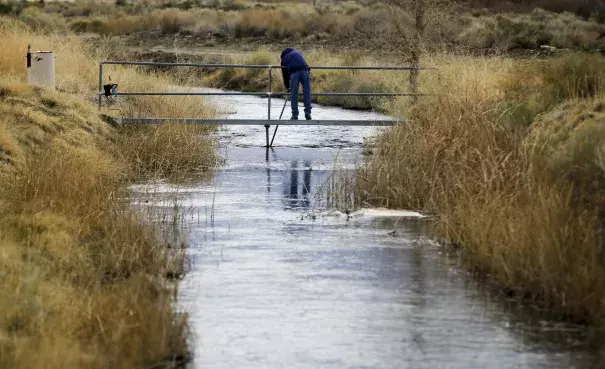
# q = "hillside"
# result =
<box><xmin>1</xmin><ymin>0</ymin><xmax>603</xmax><ymax>53</ymax></box>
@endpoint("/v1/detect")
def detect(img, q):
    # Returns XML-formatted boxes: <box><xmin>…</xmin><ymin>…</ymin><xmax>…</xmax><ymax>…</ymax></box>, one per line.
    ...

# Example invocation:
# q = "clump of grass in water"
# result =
<box><xmin>132</xmin><ymin>186</ymin><xmax>196</xmax><ymax>280</ymax></box>
<box><xmin>324</xmin><ymin>166</ymin><xmax>358</xmax><ymax>214</ymax></box>
<box><xmin>308</xmin><ymin>153</ymin><xmax>362</xmax><ymax>216</ymax></box>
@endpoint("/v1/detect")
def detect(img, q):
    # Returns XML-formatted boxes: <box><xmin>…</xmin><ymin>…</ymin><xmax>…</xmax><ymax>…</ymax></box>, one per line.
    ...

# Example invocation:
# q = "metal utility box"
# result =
<box><xmin>27</xmin><ymin>48</ymin><xmax>55</xmax><ymax>91</ymax></box>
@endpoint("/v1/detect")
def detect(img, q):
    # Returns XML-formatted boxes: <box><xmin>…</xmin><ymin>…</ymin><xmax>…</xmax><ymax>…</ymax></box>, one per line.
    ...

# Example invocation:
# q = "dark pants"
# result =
<box><xmin>290</xmin><ymin>70</ymin><xmax>312</xmax><ymax>118</ymax></box>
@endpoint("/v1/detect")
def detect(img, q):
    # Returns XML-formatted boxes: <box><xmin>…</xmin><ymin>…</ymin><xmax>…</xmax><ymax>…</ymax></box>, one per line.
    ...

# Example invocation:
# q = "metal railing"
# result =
<box><xmin>98</xmin><ymin>60</ymin><xmax>431</xmax><ymax>147</ymax></box>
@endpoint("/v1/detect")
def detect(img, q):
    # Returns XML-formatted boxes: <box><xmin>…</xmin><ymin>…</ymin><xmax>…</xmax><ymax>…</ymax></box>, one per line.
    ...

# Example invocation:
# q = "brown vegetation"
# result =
<box><xmin>359</xmin><ymin>52</ymin><xmax>605</xmax><ymax>324</ymax></box>
<box><xmin>115</xmin><ymin>123</ymin><xmax>217</xmax><ymax>178</ymax></box>
<box><xmin>4</xmin><ymin>0</ymin><xmax>604</xmax><ymax>52</ymax></box>
<box><xmin>0</xmin><ymin>19</ymin><xmax>217</xmax><ymax>368</ymax></box>
<box><xmin>0</xmin><ymin>81</ymin><xmax>191</xmax><ymax>369</ymax></box>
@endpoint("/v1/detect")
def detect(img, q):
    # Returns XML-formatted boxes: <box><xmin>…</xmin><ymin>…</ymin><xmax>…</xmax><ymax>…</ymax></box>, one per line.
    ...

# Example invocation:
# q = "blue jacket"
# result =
<box><xmin>280</xmin><ymin>48</ymin><xmax>309</xmax><ymax>89</ymax></box>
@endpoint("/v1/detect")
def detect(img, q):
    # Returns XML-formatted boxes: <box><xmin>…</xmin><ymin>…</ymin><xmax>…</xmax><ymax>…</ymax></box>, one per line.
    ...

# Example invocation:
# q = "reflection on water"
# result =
<box><xmin>136</xmin><ymin>94</ymin><xmax>597</xmax><ymax>369</ymax></box>
<box><xmin>283</xmin><ymin>160</ymin><xmax>313</xmax><ymax>210</ymax></box>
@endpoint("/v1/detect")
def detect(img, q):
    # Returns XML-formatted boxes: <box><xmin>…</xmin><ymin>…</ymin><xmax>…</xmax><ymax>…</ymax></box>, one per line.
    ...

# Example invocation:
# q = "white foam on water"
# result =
<box><xmin>350</xmin><ymin>208</ymin><xmax>426</xmax><ymax>218</ymax></box>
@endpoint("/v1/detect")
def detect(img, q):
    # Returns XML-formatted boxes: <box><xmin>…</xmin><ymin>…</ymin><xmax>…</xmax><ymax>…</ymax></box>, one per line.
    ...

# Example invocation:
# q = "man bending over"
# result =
<box><xmin>280</xmin><ymin>48</ymin><xmax>312</xmax><ymax>120</ymax></box>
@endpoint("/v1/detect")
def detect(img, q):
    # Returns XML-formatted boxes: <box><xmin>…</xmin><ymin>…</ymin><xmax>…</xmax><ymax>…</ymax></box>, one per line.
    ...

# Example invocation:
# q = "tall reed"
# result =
<box><xmin>0</xmin><ymin>20</ymin><xmax>219</xmax><ymax>368</ymax></box>
<box><xmin>0</xmin><ymin>87</ymin><xmax>189</xmax><ymax>369</ymax></box>
<box><xmin>359</xmin><ymin>52</ymin><xmax>605</xmax><ymax>323</ymax></box>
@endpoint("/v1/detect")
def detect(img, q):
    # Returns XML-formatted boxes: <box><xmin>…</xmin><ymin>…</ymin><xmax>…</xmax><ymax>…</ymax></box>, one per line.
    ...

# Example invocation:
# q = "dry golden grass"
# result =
<box><xmin>0</xmin><ymin>19</ymin><xmax>95</xmax><ymax>95</ymax></box>
<box><xmin>359</xmin><ymin>52</ymin><xmax>605</xmax><ymax>323</ymax></box>
<box><xmin>0</xmin><ymin>17</ymin><xmax>218</xmax><ymax>118</ymax></box>
<box><xmin>0</xmin><ymin>83</ymin><xmax>190</xmax><ymax>369</ymax></box>
<box><xmin>0</xmin><ymin>21</ymin><xmax>219</xmax><ymax>369</ymax></box>
<box><xmin>0</xmin><ymin>82</ymin><xmax>112</xmax><ymax>169</ymax></box>
<box><xmin>360</xmin><ymin>54</ymin><xmax>516</xmax><ymax>207</ymax></box>
<box><xmin>0</xmin><ymin>17</ymin><xmax>218</xmax><ymax>177</ymax></box>
<box><xmin>66</xmin><ymin>4</ymin><xmax>361</xmax><ymax>40</ymax></box>
<box><xmin>115</xmin><ymin>123</ymin><xmax>217</xmax><ymax>178</ymax></box>
<box><xmin>48</xmin><ymin>2</ymin><xmax>605</xmax><ymax>52</ymax></box>
<box><xmin>104</xmin><ymin>67</ymin><xmax>219</xmax><ymax>178</ymax></box>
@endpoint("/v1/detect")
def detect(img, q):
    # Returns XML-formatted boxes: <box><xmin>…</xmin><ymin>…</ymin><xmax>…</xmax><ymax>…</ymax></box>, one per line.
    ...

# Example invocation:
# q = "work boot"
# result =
<box><xmin>305</xmin><ymin>114</ymin><xmax>312</xmax><ymax>120</ymax></box>
<box><xmin>290</xmin><ymin>116</ymin><xmax>298</xmax><ymax>120</ymax></box>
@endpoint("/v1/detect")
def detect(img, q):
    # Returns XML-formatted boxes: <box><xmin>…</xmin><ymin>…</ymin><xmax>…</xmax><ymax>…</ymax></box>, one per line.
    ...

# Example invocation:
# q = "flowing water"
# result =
<box><xmin>135</xmin><ymin>94</ymin><xmax>597</xmax><ymax>369</ymax></box>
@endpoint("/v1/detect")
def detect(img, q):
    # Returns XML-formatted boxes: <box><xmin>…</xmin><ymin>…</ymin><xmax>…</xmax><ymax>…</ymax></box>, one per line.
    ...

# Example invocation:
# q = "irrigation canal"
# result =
<box><xmin>133</xmin><ymin>92</ymin><xmax>597</xmax><ymax>369</ymax></box>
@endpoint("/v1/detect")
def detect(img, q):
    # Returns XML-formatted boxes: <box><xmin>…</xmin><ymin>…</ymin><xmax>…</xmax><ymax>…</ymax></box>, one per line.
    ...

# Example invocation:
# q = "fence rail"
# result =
<box><xmin>113</xmin><ymin>92</ymin><xmax>425</xmax><ymax>97</ymax></box>
<box><xmin>98</xmin><ymin>60</ymin><xmax>431</xmax><ymax>147</ymax></box>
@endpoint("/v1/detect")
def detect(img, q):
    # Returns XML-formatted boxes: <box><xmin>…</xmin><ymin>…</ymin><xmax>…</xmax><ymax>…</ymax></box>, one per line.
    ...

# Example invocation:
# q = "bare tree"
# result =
<box><xmin>380</xmin><ymin>0</ymin><xmax>461</xmax><ymax>102</ymax></box>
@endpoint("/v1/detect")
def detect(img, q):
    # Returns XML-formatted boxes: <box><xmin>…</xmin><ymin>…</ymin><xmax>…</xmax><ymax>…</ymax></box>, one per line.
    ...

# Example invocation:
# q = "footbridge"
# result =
<box><xmin>98</xmin><ymin>60</ymin><xmax>431</xmax><ymax>147</ymax></box>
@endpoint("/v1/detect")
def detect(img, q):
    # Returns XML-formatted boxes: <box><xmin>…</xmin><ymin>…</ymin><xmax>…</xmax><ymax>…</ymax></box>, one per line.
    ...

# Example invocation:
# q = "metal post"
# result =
<box><xmin>266</xmin><ymin>66</ymin><xmax>272</xmax><ymax>148</ymax></box>
<box><xmin>98</xmin><ymin>63</ymin><xmax>103</xmax><ymax>109</ymax></box>
<box><xmin>268</xmin><ymin>66</ymin><xmax>272</xmax><ymax>120</ymax></box>
<box><xmin>26</xmin><ymin>44</ymin><xmax>31</xmax><ymax>68</ymax></box>
<box><xmin>270</xmin><ymin>96</ymin><xmax>289</xmax><ymax>148</ymax></box>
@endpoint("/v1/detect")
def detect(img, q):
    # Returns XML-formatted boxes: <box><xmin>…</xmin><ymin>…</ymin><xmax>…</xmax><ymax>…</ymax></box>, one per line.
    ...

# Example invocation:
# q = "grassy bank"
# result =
<box><xmin>0</xmin><ymin>18</ymin><xmax>218</xmax><ymax>176</ymax></box>
<box><xmin>359</xmin><ymin>52</ymin><xmax>605</xmax><ymax>324</ymax></box>
<box><xmin>0</xmin><ymin>20</ymin><xmax>216</xmax><ymax>368</ymax></box>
